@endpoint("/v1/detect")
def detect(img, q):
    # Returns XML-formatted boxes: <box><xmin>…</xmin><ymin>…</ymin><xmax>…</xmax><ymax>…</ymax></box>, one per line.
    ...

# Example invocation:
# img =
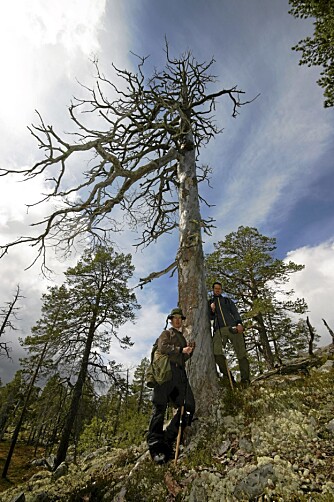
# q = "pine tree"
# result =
<box><xmin>205</xmin><ymin>226</ymin><xmax>307</xmax><ymax>369</ymax></box>
<box><xmin>289</xmin><ymin>0</ymin><xmax>334</xmax><ymax>107</ymax></box>
<box><xmin>22</xmin><ymin>245</ymin><xmax>139</xmax><ymax>468</ymax></box>
<box><xmin>131</xmin><ymin>358</ymin><xmax>151</xmax><ymax>414</ymax></box>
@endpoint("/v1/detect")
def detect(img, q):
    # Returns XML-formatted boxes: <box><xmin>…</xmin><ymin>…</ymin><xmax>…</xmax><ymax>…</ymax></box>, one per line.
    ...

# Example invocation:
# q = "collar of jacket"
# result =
<box><xmin>170</xmin><ymin>327</ymin><xmax>183</xmax><ymax>335</ymax></box>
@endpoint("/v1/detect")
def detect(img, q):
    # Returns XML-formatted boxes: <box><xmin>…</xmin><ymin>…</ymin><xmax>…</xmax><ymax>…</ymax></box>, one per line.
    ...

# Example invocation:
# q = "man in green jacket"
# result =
<box><xmin>147</xmin><ymin>307</ymin><xmax>195</xmax><ymax>464</ymax></box>
<box><xmin>209</xmin><ymin>281</ymin><xmax>250</xmax><ymax>386</ymax></box>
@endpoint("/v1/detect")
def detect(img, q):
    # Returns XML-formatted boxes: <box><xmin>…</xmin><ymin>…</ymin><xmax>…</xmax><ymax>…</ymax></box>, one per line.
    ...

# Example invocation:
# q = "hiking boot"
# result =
<box><xmin>240</xmin><ymin>379</ymin><xmax>250</xmax><ymax>388</ymax></box>
<box><xmin>153</xmin><ymin>452</ymin><xmax>166</xmax><ymax>464</ymax></box>
<box><xmin>182</xmin><ymin>425</ymin><xmax>193</xmax><ymax>446</ymax></box>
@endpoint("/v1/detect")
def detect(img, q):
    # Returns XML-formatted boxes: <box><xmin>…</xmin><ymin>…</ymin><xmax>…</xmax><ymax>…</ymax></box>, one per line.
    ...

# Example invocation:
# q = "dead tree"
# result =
<box><xmin>322</xmin><ymin>318</ymin><xmax>334</xmax><ymax>344</ymax></box>
<box><xmin>0</xmin><ymin>46</ymin><xmax>253</xmax><ymax>410</ymax></box>
<box><xmin>0</xmin><ymin>285</ymin><xmax>23</xmax><ymax>358</ymax></box>
<box><xmin>306</xmin><ymin>316</ymin><xmax>315</xmax><ymax>356</ymax></box>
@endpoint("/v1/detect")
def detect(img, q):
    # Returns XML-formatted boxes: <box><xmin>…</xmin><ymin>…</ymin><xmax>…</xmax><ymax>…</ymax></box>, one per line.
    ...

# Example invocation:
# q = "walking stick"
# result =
<box><xmin>174</xmin><ymin>403</ymin><xmax>185</xmax><ymax>466</ymax></box>
<box><xmin>174</xmin><ymin>356</ymin><xmax>191</xmax><ymax>466</ymax></box>
<box><xmin>213</xmin><ymin>296</ymin><xmax>234</xmax><ymax>391</ymax></box>
<box><xmin>226</xmin><ymin>363</ymin><xmax>234</xmax><ymax>390</ymax></box>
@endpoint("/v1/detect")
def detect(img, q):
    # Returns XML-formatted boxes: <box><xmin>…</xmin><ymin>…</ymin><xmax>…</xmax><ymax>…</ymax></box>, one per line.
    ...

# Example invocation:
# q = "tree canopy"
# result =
<box><xmin>21</xmin><ymin>245</ymin><xmax>139</xmax><ymax>467</ymax></box>
<box><xmin>289</xmin><ymin>0</ymin><xmax>334</xmax><ymax>107</ymax></box>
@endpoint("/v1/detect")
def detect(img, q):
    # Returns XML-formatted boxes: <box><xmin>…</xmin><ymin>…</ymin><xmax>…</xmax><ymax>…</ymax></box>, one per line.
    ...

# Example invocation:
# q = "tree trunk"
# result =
<box><xmin>55</xmin><ymin>306</ymin><xmax>99</xmax><ymax>468</ymax></box>
<box><xmin>46</xmin><ymin>386</ymin><xmax>66</xmax><ymax>456</ymax></box>
<box><xmin>177</xmin><ymin>134</ymin><xmax>218</xmax><ymax>415</ymax></box>
<box><xmin>306</xmin><ymin>316</ymin><xmax>315</xmax><ymax>356</ymax></box>
<box><xmin>137</xmin><ymin>376</ymin><xmax>145</xmax><ymax>414</ymax></box>
<box><xmin>112</xmin><ymin>393</ymin><xmax>122</xmax><ymax>437</ymax></box>
<box><xmin>268</xmin><ymin>314</ymin><xmax>283</xmax><ymax>366</ymax></box>
<box><xmin>254</xmin><ymin>313</ymin><xmax>275</xmax><ymax>369</ymax></box>
<box><xmin>322</xmin><ymin>318</ymin><xmax>334</xmax><ymax>344</ymax></box>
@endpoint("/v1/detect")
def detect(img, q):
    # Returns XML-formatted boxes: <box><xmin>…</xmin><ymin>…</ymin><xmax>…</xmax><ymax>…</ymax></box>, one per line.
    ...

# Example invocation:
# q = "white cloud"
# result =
<box><xmin>284</xmin><ymin>241</ymin><xmax>334</xmax><ymax>346</ymax></box>
<box><xmin>0</xmin><ymin>1</ymin><xmax>106</xmax><ymax>132</ymax></box>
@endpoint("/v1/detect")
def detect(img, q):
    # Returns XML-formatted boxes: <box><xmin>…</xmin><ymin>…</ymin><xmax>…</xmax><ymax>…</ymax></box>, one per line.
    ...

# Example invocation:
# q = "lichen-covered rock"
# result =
<box><xmin>51</xmin><ymin>462</ymin><xmax>68</xmax><ymax>481</ymax></box>
<box><xmin>326</xmin><ymin>418</ymin><xmax>334</xmax><ymax>434</ymax></box>
<box><xmin>233</xmin><ymin>462</ymin><xmax>275</xmax><ymax>500</ymax></box>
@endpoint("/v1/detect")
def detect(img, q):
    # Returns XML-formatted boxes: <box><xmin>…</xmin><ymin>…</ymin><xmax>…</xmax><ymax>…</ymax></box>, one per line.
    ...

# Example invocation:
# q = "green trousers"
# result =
<box><xmin>212</xmin><ymin>326</ymin><xmax>250</xmax><ymax>382</ymax></box>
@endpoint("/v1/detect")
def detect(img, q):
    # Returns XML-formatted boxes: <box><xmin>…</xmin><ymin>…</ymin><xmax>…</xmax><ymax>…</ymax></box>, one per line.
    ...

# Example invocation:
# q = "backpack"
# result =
<box><xmin>145</xmin><ymin>337</ymin><xmax>172</xmax><ymax>388</ymax></box>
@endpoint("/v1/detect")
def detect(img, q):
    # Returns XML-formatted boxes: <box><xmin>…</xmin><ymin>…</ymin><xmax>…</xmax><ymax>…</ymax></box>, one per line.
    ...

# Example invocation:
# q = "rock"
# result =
<box><xmin>216</xmin><ymin>439</ymin><xmax>231</xmax><ymax>455</ymax></box>
<box><xmin>111</xmin><ymin>485</ymin><xmax>127</xmax><ymax>501</ymax></box>
<box><xmin>326</xmin><ymin>418</ymin><xmax>334</xmax><ymax>434</ymax></box>
<box><xmin>9</xmin><ymin>493</ymin><xmax>25</xmax><ymax>502</ymax></box>
<box><xmin>28</xmin><ymin>471</ymin><xmax>52</xmax><ymax>483</ymax></box>
<box><xmin>238</xmin><ymin>438</ymin><xmax>253</xmax><ymax>453</ymax></box>
<box><xmin>221</xmin><ymin>415</ymin><xmax>235</xmax><ymax>428</ymax></box>
<box><xmin>30</xmin><ymin>458</ymin><xmax>47</xmax><ymax>467</ymax></box>
<box><xmin>317</xmin><ymin>360</ymin><xmax>334</xmax><ymax>372</ymax></box>
<box><xmin>52</xmin><ymin>461</ymin><xmax>68</xmax><ymax>480</ymax></box>
<box><xmin>83</xmin><ymin>446</ymin><xmax>110</xmax><ymax>462</ymax></box>
<box><xmin>30</xmin><ymin>492</ymin><xmax>51</xmax><ymax>502</ymax></box>
<box><xmin>233</xmin><ymin>463</ymin><xmax>276</xmax><ymax>500</ymax></box>
<box><xmin>45</xmin><ymin>454</ymin><xmax>56</xmax><ymax>470</ymax></box>
<box><xmin>189</xmin><ymin>478</ymin><xmax>208</xmax><ymax>502</ymax></box>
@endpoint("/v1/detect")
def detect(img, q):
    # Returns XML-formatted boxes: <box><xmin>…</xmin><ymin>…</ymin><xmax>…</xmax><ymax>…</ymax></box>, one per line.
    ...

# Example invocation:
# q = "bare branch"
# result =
<box><xmin>0</xmin><ymin>48</ymin><xmax>252</xmax><ymax>271</ymax></box>
<box><xmin>0</xmin><ymin>285</ymin><xmax>24</xmax><ymax>358</ymax></box>
<box><xmin>136</xmin><ymin>261</ymin><xmax>177</xmax><ymax>289</ymax></box>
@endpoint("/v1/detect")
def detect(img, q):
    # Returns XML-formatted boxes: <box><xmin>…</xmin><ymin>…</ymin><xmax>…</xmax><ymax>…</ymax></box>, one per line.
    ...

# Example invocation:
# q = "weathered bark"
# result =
<box><xmin>177</xmin><ymin>135</ymin><xmax>218</xmax><ymax>414</ymax></box>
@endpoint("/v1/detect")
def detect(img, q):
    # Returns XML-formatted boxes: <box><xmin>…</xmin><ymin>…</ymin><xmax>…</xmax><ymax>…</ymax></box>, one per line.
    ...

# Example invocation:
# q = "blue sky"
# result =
<box><xmin>0</xmin><ymin>0</ymin><xmax>333</xmax><ymax>383</ymax></box>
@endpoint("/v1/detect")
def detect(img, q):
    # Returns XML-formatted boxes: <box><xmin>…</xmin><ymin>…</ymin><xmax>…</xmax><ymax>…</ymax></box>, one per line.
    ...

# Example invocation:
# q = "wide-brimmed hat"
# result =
<box><xmin>167</xmin><ymin>307</ymin><xmax>186</xmax><ymax>320</ymax></box>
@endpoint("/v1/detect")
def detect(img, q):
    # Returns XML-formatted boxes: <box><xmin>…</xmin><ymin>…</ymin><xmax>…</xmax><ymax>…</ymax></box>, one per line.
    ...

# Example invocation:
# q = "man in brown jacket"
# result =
<box><xmin>147</xmin><ymin>307</ymin><xmax>195</xmax><ymax>464</ymax></box>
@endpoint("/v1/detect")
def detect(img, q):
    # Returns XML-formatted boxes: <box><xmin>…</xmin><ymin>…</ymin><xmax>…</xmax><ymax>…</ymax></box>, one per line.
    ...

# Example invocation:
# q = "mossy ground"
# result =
<box><xmin>0</xmin><ymin>441</ymin><xmax>45</xmax><ymax>493</ymax></box>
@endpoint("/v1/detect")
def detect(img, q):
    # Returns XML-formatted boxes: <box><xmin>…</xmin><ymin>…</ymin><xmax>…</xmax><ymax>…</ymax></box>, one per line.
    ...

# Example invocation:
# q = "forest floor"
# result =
<box><xmin>0</xmin><ymin>441</ymin><xmax>44</xmax><ymax>493</ymax></box>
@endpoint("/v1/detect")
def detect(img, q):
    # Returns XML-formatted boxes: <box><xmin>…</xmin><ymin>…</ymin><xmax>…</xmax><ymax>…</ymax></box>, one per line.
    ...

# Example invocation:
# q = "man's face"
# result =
<box><xmin>213</xmin><ymin>284</ymin><xmax>222</xmax><ymax>296</ymax></box>
<box><xmin>171</xmin><ymin>315</ymin><xmax>183</xmax><ymax>329</ymax></box>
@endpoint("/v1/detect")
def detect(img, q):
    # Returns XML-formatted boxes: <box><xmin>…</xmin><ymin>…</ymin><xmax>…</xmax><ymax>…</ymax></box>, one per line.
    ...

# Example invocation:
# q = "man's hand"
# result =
<box><xmin>183</xmin><ymin>345</ymin><xmax>194</xmax><ymax>355</ymax></box>
<box><xmin>210</xmin><ymin>302</ymin><xmax>215</xmax><ymax>312</ymax></box>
